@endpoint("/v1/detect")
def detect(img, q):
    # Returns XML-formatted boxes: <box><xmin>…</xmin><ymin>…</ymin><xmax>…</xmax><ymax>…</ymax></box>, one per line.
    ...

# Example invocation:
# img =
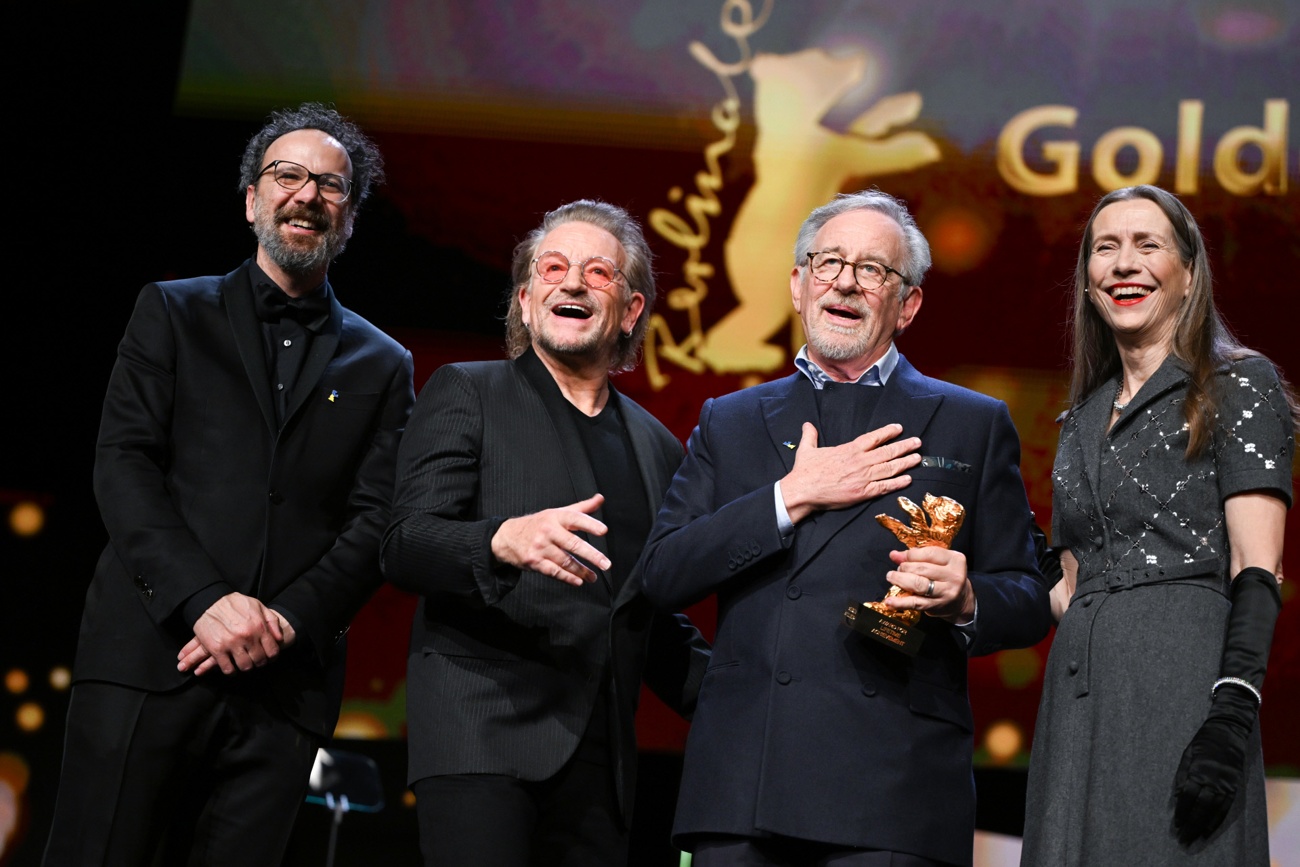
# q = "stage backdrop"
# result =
<box><xmin>176</xmin><ymin>0</ymin><xmax>1298</xmax><ymax>768</ymax></box>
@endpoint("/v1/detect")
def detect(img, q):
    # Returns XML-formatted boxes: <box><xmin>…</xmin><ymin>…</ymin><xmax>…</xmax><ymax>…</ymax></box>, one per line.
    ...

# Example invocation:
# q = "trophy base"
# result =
<box><xmin>843</xmin><ymin>600</ymin><xmax>925</xmax><ymax>656</ymax></box>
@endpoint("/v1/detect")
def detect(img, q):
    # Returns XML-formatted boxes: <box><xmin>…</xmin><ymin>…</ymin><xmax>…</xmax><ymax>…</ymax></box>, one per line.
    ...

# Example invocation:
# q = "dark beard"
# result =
<box><xmin>253</xmin><ymin>201</ymin><xmax>350</xmax><ymax>277</ymax></box>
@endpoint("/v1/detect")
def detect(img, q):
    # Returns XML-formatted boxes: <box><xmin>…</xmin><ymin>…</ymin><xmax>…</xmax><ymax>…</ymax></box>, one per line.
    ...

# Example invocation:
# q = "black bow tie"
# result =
<box><xmin>253</xmin><ymin>282</ymin><xmax>331</xmax><ymax>332</ymax></box>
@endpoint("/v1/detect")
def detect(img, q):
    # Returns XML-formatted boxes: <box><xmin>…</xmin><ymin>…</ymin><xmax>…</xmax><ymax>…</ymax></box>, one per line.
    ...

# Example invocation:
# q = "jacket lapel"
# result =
<box><xmin>760</xmin><ymin>374</ymin><xmax>816</xmax><ymax>478</ymax></box>
<box><xmin>515</xmin><ymin>350</ymin><xmax>611</xmax><ymax>585</ymax></box>
<box><xmin>282</xmin><ymin>286</ymin><xmax>342</xmax><ymax>426</ymax></box>
<box><xmin>623</xmin><ymin>399</ymin><xmax>667</xmax><ymax>523</ymax></box>
<box><xmin>1108</xmin><ymin>355</ymin><xmax>1190</xmax><ymax>437</ymax></box>
<box><xmin>614</xmin><ymin>396</ymin><xmax>670</xmax><ymax>609</ymax></box>
<box><xmin>1072</xmin><ymin>356</ymin><xmax>1190</xmax><ymax>506</ymax></box>
<box><xmin>1070</xmin><ymin>378</ymin><xmax>1113</xmax><ymax>509</ymax></box>
<box><xmin>222</xmin><ymin>263</ymin><xmax>277</xmax><ymax>435</ymax></box>
<box><xmin>791</xmin><ymin>356</ymin><xmax>944</xmax><ymax>572</ymax></box>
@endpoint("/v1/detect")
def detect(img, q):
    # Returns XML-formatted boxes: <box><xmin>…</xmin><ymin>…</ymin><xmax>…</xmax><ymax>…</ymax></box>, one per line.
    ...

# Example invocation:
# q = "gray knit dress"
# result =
<box><xmin>1021</xmin><ymin>355</ymin><xmax>1293</xmax><ymax>866</ymax></box>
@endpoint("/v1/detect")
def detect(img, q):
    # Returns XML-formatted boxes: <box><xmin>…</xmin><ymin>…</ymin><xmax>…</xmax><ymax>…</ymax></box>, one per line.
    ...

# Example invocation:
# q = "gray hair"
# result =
<box><xmin>505</xmin><ymin>199</ymin><xmax>655</xmax><ymax>374</ymax></box>
<box><xmin>238</xmin><ymin>102</ymin><xmax>385</xmax><ymax>209</ymax></box>
<box><xmin>793</xmin><ymin>189</ymin><xmax>931</xmax><ymax>298</ymax></box>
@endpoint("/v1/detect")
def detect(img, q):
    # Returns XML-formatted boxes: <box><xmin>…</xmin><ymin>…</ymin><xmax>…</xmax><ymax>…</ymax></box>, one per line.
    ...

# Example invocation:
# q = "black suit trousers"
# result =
<box><xmin>44</xmin><ymin>679</ymin><xmax>322</xmax><ymax>867</ymax></box>
<box><xmin>412</xmin><ymin>735</ymin><xmax>625</xmax><ymax>867</ymax></box>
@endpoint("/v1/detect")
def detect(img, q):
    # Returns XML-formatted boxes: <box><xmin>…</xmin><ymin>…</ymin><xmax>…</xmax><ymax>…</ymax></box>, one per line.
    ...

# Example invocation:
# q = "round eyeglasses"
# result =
<box><xmin>807</xmin><ymin>251</ymin><xmax>907</xmax><ymax>292</ymax></box>
<box><xmin>258</xmin><ymin>160</ymin><xmax>353</xmax><ymax>204</ymax></box>
<box><xmin>533</xmin><ymin>251</ymin><xmax>623</xmax><ymax>289</ymax></box>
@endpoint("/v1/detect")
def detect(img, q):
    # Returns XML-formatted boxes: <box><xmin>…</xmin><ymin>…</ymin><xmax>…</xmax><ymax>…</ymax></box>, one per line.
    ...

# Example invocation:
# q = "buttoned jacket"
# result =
<box><xmin>640</xmin><ymin>355</ymin><xmax>1051</xmax><ymax>864</ymax></box>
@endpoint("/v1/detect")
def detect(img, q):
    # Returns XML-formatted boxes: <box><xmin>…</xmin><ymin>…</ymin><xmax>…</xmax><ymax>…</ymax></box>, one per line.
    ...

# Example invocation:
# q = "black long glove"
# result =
<box><xmin>1031</xmin><ymin>521</ymin><xmax>1063</xmax><ymax>587</ymax></box>
<box><xmin>1172</xmin><ymin>566</ymin><xmax>1282</xmax><ymax>844</ymax></box>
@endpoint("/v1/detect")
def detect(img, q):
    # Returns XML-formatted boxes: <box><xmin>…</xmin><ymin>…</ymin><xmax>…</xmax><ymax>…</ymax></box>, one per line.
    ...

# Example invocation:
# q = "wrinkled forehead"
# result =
<box><xmin>262</xmin><ymin>128</ymin><xmax>353</xmax><ymax>178</ymax></box>
<box><xmin>813</xmin><ymin>209</ymin><xmax>905</xmax><ymax>262</ymax></box>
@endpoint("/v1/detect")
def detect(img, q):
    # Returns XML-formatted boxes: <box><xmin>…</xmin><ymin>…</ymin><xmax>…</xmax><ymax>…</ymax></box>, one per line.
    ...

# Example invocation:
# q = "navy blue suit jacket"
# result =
<box><xmin>640</xmin><ymin>356</ymin><xmax>1050</xmax><ymax>864</ymax></box>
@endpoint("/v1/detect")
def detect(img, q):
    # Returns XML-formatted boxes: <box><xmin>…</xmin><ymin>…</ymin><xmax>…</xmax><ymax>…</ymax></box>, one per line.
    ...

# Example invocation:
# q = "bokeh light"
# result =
<box><xmin>925</xmin><ymin>206</ymin><xmax>996</xmax><ymax>274</ymax></box>
<box><xmin>3</xmin><ymin>670</ymin><xmax>28</xmax><ymax>695</ymax></box>
<box><xmin>49</xmin><ymin>667</ymin><xmax>72</xmax><ymax>691</ymax></box>
<box><xmin>0</xmin><ymin>752</ymin><xmax>30</xmax><ymax>863</ymax></box>
<box><xmin>0</xmin><ymin>753</ymin><xmax>29</xmax><ymax>794</ymax></box>
<box><xmin>15</xmin><ymin>703</ymin><xmax>44</xmax><ymax>733</ymax></box>
<box><xmin>983</xmin><ymin>720</ymin><xmax>1024</xmax><ymax>764</ymax></box>
<box><xmin>995</xmin><ymin>647</ymin><xmax>1043</xmax><ymax>689</ymax></box>
<box><xmin>8</xmin><ymin>501</ymin><xmax>44</xmax><ymax>537</ymax></box>
<box><xmin>334</xmin><ymin>712</ymin><xmax>387</xmax><ymax>740</ymax></box>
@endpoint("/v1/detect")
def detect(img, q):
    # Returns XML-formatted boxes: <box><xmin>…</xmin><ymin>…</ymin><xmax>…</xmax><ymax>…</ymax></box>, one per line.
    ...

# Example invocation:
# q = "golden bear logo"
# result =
<box><xmin>694</xmin><ymin>47</ymin><xmax>940</xmax><ymax>374</ymax></box>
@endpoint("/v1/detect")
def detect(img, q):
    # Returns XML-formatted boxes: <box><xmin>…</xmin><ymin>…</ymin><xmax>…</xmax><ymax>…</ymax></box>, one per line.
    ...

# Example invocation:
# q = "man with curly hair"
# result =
<box><xmin>44</xmin><ymin>103</ymin><xmax>413</xmax><ymax>866</ymax></box>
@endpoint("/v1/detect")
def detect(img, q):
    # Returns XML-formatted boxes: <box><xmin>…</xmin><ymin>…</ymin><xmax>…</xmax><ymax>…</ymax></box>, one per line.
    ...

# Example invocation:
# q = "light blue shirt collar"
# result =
<box><xmin>793</xmin><ymin>343</ymin><xmax>898</xmax><ymax>390</ymax></box>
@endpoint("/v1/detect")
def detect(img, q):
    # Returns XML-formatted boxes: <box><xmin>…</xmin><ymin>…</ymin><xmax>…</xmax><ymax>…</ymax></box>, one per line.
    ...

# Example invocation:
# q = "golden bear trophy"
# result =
<box><xmin>843</xmin><ymin>494</ymin><xmax>965</xmax><ymax>656</ymax></box>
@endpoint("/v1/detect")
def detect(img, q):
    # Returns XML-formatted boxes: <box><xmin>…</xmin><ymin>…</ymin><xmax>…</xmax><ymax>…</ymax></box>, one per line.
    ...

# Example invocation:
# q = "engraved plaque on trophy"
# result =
<box><xmin>843</xmin><ymin>494</ymin><xmax>966</xmax><ymax>656</ymax></box>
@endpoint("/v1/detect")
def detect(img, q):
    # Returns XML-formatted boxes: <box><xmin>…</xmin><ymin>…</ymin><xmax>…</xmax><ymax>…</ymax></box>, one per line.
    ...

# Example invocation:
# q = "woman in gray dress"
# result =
<box><xmin>1021</xmin><ymin>185</ymin><xmax>1297</xmax><ymax>865</ymax></box>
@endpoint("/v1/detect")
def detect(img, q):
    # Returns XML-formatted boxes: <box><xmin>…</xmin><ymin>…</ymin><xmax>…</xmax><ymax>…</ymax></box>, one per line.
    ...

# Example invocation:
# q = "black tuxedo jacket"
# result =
<box><xmin>382</xmin><ymin>349</ymin><xmax>709</xmax><ymax>824</ymax></box>
<box><xmin>640</xmin><ymin>356</ymin><xmax>1051</xmax><ymax>865</ymax></box>
<box><xmin>75</xmin><ymin>262</ymin><xmax>414</xmax><ymax>737</ymax></box>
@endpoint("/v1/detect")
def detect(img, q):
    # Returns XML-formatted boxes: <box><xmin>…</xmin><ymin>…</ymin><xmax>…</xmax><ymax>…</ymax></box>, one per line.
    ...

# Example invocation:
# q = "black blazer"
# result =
<box><xmin>382</xmin><ymin>349</ymin><xmax>709</xmax><ymax>824</ymax></box>
<box><xmin>75</xmin><ymin>262</ymin><xmax>414</xmax><ymax>737</ymax></box>
<box><xmin>640</xmin><ymin>357</ymin><xmax>1051</xmax><ymax>865</ymax></box>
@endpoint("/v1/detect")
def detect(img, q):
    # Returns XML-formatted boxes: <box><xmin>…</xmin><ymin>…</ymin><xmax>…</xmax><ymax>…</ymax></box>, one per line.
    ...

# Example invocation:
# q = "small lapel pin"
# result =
<box><xmin>328</xmin><ymin>390</ymin><xmax>338</xmax><ymax>403</ymax></box>
<box><xmin>782</xmin><ymin>441</ymin><xmax>796</xmax><ymax>450</ymax></box>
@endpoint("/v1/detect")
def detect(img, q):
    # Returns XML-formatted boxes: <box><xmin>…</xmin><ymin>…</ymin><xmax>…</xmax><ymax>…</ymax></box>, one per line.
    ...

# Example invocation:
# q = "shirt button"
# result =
<box><xmin>283</xmin><ymin>339</ymin><xmax>292</xmax><ymax>347</ymax></box>
<box><xmin>1081</xmin><ymin>596</ymin><xmax>1093</xmax><ymax>607</ymax></box>
<box><xmin>276</xmin><ymin>383</ymin><xmax>285</xmax><ymax>391</ymax></box>
<box><xmin>268</xmin><ymin>490</ymin><xmax>284</xmax><ymax>505</ymax></box>
<box><xmin>776</xmin><ymin>671</ymin><xmax>792</xmax><ymax>685</ymax></box>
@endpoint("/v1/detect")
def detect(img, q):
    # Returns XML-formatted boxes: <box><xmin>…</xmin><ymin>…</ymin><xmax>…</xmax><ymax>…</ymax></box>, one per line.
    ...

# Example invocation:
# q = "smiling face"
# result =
<box><xmin>790</xmin><ymin>209</ymin><xmax>921</xmax><ymax>381</ymax></box>
<box><xmin>245</xmin><ymin>128</ymin><xmax>354</xmax><ymax>291</ymax></box>
<box><xmin>1086</xmin><ymin>198</ymin><xmax>1192</xmax><ymax>349</ymax></box>
<box><xmin>519</xmin><ymin>221</ymin><xmax>644</xmax><ymax>369</ymax></box>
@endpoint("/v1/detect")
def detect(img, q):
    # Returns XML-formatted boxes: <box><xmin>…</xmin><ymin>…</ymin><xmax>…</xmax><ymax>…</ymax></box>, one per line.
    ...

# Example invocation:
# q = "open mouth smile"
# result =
<box><xmin>1105</xmin><ymin>283</ymin><xmax>1154</xmax><ymax>306</ymax></box>
<box><xmin>823</xmin><ymin>303</ymin><xmax>864</xmax><ymax>323</ymax></box>
<box><xmin>552</xmin><ymin>303</ymin><xmax>593</xmax><ymax>320</ymax></box>
<box><xmin>278</xmin><ymin>207</ymin><xmax>328</xmax><ymax>234</ymax></box>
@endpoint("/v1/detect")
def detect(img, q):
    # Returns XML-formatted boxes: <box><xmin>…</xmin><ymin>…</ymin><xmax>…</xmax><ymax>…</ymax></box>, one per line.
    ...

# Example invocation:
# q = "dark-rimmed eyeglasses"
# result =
<box><xmin>533</xmin><ymin>251</ymin><xmax>623</xmax><ymax>289</ymax></box>
<box><xmin>807</xmin><ymin>251</ymin><xmax>907</xmax><ymax>292</ymax></box>
<box><xmin>258</xmin><ymin>160</ymin><xmax>353</xmax><ymax>204</ymax></box>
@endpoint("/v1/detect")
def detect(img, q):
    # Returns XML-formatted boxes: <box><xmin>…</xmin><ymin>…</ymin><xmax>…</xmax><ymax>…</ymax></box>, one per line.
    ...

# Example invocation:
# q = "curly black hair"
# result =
<box><xmin>238</xmin><ymin>102</ymin><xmax>384</xmax><ymax>207</ymax></box>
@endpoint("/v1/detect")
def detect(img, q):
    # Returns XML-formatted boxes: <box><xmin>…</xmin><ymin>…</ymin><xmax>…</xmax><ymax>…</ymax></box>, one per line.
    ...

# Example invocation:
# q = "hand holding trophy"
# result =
<box><xmin>843</xmin><ymin>493</ymin><xmax>965</xmax><ymax>655</ymax></box>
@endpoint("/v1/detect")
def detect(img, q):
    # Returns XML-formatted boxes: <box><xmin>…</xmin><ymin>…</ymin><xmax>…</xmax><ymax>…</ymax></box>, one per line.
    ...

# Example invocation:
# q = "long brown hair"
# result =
<box><xmin>1068</xmin><ymin>185</ymin><xmax>1299</xmax><ymax>457</ymax></box>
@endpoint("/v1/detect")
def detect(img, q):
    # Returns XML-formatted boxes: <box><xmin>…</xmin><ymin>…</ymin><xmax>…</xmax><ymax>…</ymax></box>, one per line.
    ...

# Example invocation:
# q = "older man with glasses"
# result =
<box><xmin>640</xmin><ymin>190</ymin><xmax>1052</xmax><ymax>867</ymax></box>
<box><xmin>43</xmin><ymin>103</ymin><xmax>414</xmax><ymax>866</ymax></box>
